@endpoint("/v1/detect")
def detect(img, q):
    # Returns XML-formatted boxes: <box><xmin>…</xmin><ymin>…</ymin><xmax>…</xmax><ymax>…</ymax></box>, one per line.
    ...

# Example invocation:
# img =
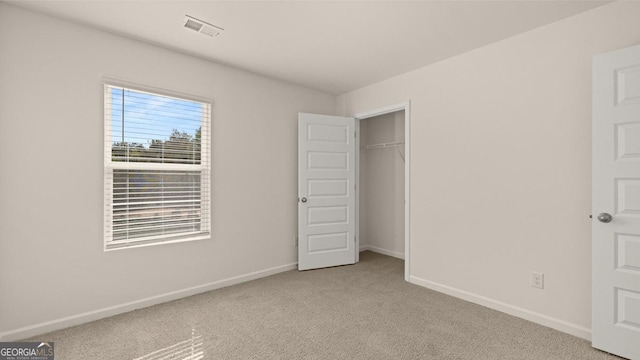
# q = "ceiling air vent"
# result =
<box><xmin>183</xmin><ymin>15</ymin><xmax>224</xmax><ymax>37</ymax></box>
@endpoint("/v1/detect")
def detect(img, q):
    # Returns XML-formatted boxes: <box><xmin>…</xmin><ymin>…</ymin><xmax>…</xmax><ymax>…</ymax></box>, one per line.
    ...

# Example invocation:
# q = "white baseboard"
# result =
<box><xmin>409</xmin><ymin>275</ymin><xmax>591</xmax><ymax>341</ymax></box>
<box><xmin>360</xmin><ymin>245</ymin><xmax>405</xmax><ymax>260</ymax></box>
<box><xmin>0</xmin><ymin>262</ymin><xmax>298</xmax><ymax>341</ymax></box>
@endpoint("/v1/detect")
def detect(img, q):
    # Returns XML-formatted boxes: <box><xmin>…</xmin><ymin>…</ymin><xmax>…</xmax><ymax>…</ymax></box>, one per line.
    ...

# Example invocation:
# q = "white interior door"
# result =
<box><xmin>592</xmin><ymin>43</ymin><xmax>640</xmax><ymax>360</ymax></box>
<box><xmin>298</xmin><ymin>113</ymin><xmax>356</xmax><ymax>270</ymax></box>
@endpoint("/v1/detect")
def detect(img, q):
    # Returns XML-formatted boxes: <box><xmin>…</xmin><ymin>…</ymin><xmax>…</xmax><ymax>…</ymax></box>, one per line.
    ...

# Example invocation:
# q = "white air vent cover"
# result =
<box><xmin>183</xmin><ymin>15</ymin><xmax>223</xmax><ymax>37</ymax></box>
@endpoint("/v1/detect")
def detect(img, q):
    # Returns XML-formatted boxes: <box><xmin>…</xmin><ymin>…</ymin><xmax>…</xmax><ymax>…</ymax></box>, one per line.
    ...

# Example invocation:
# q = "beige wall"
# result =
<box><xmin>0</xmin><ymin>3</ymin><xmax>335</xmax><ymax>339</ymax></box>
<box><xmin>338</xmin><ymin>1</ymin><xmax>640</xmax><ymax>338</ymax></box>
<box><xmin>359</xmin><ymin>112</ymin><xmax>405</xmax><ymax>258</ymax></box>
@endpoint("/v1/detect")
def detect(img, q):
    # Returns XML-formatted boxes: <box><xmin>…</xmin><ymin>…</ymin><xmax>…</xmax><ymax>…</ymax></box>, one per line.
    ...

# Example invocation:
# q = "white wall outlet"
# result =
<box><xmin>531</xmin><ymin>272</ymin><xmax>544</xmax><ymax>289</ymax></box>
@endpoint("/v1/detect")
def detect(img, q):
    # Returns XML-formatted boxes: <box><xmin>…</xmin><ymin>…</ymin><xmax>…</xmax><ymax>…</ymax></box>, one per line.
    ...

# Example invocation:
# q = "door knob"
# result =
<box><xmin>301</xmin><ymin>197</ymin><xmax>307</xmax><ymax>203</ymax></box>
<box><xmin>597</xmin><ymin>213</ymin><xmax>613</xmax><ymax>223</ymax></box>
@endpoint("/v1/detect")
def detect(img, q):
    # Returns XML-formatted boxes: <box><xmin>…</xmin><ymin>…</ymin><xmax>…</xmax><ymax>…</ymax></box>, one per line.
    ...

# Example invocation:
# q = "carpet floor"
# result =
<box><xmin>27</xmin><ymin>251</ymin><xmax>621</xmax><ymax>359</ymax></box>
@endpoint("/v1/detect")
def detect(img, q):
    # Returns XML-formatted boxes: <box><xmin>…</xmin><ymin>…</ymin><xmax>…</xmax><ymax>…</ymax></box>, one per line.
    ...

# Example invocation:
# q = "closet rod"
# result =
<box><xmin>363</xmin><ymin>140</ymin><xmax>405</xmax><ymax>150</ymax></box>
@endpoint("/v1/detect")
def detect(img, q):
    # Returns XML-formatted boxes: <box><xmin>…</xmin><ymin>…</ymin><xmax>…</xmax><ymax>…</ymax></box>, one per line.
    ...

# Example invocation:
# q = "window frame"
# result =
<box><xmin>103</xmin><ymin>78</ymin><xmax>212</xmax><ymax>251</ymax></box>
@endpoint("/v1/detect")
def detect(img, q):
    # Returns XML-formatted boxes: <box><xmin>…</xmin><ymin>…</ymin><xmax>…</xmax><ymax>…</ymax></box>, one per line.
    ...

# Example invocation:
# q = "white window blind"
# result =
<box><xmin>104</xmin><ymin>83</ymin><xmax>211</xmax><ymax>250</ymax></box>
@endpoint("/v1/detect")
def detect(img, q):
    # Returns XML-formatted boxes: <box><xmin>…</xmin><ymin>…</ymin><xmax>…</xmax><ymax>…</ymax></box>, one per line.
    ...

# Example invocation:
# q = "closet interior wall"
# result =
<box><xmin>359</xmin><ymin>111</ymin><xmax>405</xmax><ymax>259</ymax></box>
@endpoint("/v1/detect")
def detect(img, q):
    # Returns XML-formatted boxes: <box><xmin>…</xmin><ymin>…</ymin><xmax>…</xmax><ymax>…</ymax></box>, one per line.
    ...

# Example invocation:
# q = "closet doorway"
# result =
<box><xmin>355</xmin><ymin>103</ymin><xmax>410</xmax><ymax>281</ymax></box>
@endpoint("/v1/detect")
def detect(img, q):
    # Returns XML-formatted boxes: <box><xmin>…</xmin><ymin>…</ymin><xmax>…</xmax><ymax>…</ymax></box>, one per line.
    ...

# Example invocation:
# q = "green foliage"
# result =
<box><xmin>112</xmin><ymin>127</ymin><xmax>201</xmax><ymax>164</ymax></box>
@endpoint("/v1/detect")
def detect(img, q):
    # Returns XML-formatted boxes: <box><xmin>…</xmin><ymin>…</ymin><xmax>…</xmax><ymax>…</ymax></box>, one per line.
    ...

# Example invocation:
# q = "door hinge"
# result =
<box><xmin>354</xmin><ymin>131</ymin><xmax>357</xmax><ymax>138</ymax></box>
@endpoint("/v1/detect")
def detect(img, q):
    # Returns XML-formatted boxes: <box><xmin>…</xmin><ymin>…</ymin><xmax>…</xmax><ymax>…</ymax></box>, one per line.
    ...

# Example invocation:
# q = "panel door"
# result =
<box><xmin>592</xmin><ymin>43</ymin><xmax>640</xmax><ymax>359</ymax></box>
<box><xmin>298</xmin><ymin>113</ymin><xmax>356</xmax><ymax>270</ymax></box>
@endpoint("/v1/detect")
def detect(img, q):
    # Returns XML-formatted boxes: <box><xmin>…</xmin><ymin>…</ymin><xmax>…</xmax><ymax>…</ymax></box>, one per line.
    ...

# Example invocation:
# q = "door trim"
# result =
<box><xmin>353</xmin><ymin>101</ymin><xmax>411</xmax><ymax>281</ymax></box>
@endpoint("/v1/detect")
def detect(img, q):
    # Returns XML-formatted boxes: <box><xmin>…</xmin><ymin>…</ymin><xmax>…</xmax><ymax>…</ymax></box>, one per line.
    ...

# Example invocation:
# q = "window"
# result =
<box><xmin>104</xmin><ymin>81</ymin><xmax>211</xmax><ymax>250</ymax></box>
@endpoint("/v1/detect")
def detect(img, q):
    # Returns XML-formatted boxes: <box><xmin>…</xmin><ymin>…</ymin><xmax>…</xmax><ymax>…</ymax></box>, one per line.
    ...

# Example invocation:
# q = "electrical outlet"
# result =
<box><xmin>531</xmin><ymin>272</ymin><xmax>544</xmax><ymax>289</ymax></box>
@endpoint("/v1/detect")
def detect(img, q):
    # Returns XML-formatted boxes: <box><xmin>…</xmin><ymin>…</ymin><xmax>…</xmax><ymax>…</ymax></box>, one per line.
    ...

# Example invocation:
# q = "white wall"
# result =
<box><xmin>338</xmin><ymin>1</ymin><xmax>640</xmax><ymax>339</ymax></box>
<box><xmin>0</xmin><ymin>3</ymin><xmax>335</xmax><ymax>339</ymax></box>
<box><xmin>359</xmin><ymin>112</ymin><xmax>405</xmax><ymax>258</ymax></box>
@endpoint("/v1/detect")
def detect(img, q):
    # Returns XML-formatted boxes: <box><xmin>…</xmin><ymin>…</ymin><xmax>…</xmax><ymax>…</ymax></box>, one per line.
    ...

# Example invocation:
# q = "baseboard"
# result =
<box><xmin>361</xmin><ymin>245</ymin><xmax>405</xmax><ymax>260</ymax></box>
<box><xmin>0</xmin><ymin>262</ymin><xmax>298</xmax><ymax>341</ymax></box>
<box><xmin>409</xmin><ymin>275</ymin><xmax>591</xmax><ymax>341</ymax></box>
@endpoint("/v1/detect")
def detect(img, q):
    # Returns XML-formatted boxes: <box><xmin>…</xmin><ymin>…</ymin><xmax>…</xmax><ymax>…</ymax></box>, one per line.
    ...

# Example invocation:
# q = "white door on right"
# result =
<box><xmin>593</xmin><ymin>43</ymin><xmax>640</xmax><ymax>360</ymax></box>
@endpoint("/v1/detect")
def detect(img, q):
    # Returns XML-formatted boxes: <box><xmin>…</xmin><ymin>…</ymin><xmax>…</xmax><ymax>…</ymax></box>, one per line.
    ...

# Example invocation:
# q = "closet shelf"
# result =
<box><xmin>362</xmin><ymin>140</ymin><xmax>405</xmax><ymax>150</ymax></box>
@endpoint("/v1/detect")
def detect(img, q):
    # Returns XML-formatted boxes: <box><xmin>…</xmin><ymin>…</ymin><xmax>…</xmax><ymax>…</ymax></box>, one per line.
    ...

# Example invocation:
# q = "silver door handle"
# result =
<box><xmin>597</xmin><ymin>213</ymin><xmax>613</xmax><ymax>223</ymax></box>
<box><xmin>300</xmin><ymin>197</ymin><xmax>307</xmax><ymax>203</ymax></box>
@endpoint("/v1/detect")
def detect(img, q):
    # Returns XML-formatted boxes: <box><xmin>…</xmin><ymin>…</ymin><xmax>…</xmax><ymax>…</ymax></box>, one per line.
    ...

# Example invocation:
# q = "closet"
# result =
<box><xmin>359</xmin><ymin>110</ymin><xmax>405</xmax><ymax>259</ymax></box>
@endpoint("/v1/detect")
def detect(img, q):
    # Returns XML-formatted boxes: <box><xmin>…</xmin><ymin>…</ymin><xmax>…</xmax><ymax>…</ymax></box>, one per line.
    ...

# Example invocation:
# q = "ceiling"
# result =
<box><xmin>7</xmin><ymin>1</ymin><xmax>609</xmax><ymax>95</ymax></box>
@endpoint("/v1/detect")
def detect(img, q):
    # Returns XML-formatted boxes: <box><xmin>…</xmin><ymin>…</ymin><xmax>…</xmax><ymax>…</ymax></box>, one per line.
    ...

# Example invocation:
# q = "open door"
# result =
<box><xmin>592</xmin><ymin>43</ymin><xmax>640</xmax><ymax>359</ymax></box>
<box><xmin>298</xmin><ymin>113</ymin><xmax>356</xmax><ymax>270</ymax></box>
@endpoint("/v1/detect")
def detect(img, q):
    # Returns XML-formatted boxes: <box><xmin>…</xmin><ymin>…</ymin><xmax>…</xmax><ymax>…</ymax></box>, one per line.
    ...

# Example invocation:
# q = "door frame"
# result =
<box><xmin>353</xmin><ymin>101</ymin><xmax>411</xmax><ymax>281</ymax></box>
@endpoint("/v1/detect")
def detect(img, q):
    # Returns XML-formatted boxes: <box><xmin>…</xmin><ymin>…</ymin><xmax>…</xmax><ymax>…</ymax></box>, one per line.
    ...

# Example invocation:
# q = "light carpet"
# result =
<box><xmin>26</xmin><ymin>251</ymin><xmax>621</xmax><ymax>359</ymax></box>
